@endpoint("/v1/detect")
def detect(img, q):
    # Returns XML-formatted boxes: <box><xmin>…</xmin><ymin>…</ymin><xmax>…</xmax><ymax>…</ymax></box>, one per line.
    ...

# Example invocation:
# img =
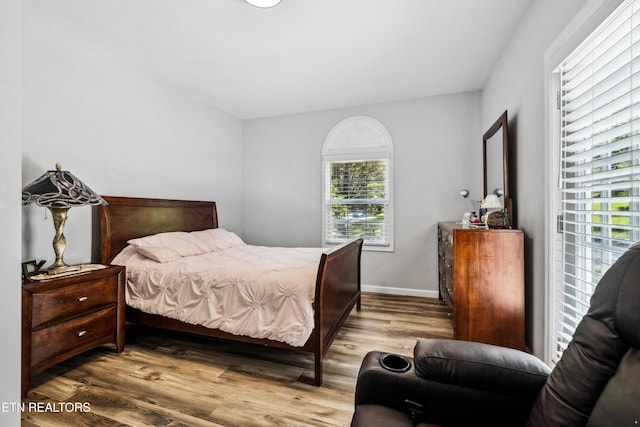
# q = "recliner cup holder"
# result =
<box><xmin>379</xmin><ymin>353</ymin><xmax>411</xmax><ymax>372</ymax></box>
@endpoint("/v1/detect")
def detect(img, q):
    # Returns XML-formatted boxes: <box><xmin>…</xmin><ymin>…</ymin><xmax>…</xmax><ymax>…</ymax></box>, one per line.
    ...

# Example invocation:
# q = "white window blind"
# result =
<box><xmin>322</xmin><ymin>116</ymin><xmax>394</xmax><ymax>250</ymax></box>
<box><xmin>324</xmin><ymin>158</ymin><xmax>391</xmax><ymax>246</ymax></box>
<box><xmin>554</xmin><ymin>0</ymin><xmax>640</xmax><ymax>363</ymax></box>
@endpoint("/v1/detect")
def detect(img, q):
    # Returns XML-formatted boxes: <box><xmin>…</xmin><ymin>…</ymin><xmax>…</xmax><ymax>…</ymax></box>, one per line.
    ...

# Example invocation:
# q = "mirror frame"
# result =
<box><xmin>483</xmin><ymin>110</ymin><xmax>512</xmax><ymax>227</ymax></box>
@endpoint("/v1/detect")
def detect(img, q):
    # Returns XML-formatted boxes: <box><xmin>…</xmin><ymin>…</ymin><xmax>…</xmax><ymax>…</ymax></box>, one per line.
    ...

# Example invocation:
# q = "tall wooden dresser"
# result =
<box><xmin>438</xmin><ymin>222</ymin><xmax>525</xmax><ymax>350</ymax></box>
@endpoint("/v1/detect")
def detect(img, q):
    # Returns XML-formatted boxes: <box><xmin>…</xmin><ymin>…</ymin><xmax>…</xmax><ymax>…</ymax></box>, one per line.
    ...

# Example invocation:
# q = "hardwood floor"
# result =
<box><xmin>21</xmin><ymin>293</ymin><xmax>453</xmax><ymax>427</ymax></box>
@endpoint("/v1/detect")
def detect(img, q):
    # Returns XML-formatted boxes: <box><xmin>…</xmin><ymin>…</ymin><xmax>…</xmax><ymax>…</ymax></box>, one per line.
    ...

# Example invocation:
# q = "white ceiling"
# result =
<box><xmin>32</xmin><ymin>0</ymin><xmax>532</xmax><ymax>119</ymax></box>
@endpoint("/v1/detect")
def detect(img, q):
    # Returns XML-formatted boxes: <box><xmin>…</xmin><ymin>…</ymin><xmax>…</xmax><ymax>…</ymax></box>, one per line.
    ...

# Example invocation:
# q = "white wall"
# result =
<box><xmin>481</xmin><ymin>0</ymin><xmax>595</xmax><ymax>357</ymax></box>
<box><xmin>0</xmin><ymin>0</ymin><xmax>22</xmax><ymax>424</ymax></box>
<box><xmin>18</xmin><ymin>3</ymin><xmax>609</xmax><ymax>403</ymax></box>
<box><xmin>243</xmin><ymin>92</ymin><xmax>481</xmax><ymax>296</ymax></box>
<box><xmin>22</xmin><ymin>3</ymin><xmax>244</xmax><ymax>266</ymax></box>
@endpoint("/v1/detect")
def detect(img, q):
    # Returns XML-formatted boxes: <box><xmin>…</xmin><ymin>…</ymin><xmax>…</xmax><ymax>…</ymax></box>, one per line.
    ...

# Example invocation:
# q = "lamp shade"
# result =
<box><xmin>22</xmin><ymin>163</ymin><xmax>107</xmax><ymax>208</ymax></box>
<box><xmin>480</xmin><ymin>194</ymin><xmax>503</xmax><ymax>210</ymax></box>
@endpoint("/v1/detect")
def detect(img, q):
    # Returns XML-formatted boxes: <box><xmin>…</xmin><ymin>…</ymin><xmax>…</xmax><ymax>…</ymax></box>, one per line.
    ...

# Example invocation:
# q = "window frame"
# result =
<box><xmin>321</xmin><ymin>116</ymin><xmax>394</xmax><ymax>252</ymax></box>
<box><xmin>546</xmin><ymin>0</ymin><xmax>639</xmax><ymax>365</ymax></box>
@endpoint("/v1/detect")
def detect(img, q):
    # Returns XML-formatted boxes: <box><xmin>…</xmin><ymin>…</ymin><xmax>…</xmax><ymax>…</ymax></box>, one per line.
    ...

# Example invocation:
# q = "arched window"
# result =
<box><xmin>322</xmin><ymin>116</ymin><xmax>394</xmax><ymax>251</ymax></box>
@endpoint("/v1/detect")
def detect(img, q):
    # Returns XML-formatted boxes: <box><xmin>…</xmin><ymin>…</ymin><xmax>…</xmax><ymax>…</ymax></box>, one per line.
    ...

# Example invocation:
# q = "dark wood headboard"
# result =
<box><xmin>95</xmin><ymin>196</ymin><xmax>218</xmax><ymax>264</ymax></box>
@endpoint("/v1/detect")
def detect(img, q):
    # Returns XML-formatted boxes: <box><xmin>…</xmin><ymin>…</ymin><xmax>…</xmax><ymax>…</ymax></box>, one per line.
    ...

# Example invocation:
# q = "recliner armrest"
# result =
<box><xmin>354</xmin><ymin>351</ymin><xmax>423</xmax><ymax>411</ymax></box>
<box><xmin>353</xmin><ymin>344</ymin><xmax>550</xmax><ymax>427</ymax></box>
<box><xmin>414</xmin><ymin>338</ymin><xmax>550</xmax><ymax>400</ymax></box>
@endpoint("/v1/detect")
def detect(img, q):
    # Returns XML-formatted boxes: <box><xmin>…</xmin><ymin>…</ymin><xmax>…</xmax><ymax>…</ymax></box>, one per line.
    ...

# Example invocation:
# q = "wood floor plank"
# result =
<box><xmin>22</xmin><ymin>292</ymin><xmax>452</xmax><ymax>426</ymax></box>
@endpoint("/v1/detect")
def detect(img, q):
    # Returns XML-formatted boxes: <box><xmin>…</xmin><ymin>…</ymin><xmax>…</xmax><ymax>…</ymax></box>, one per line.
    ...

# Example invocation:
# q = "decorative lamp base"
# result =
<box><xmin>48</xmin><ymin>207</ymin><xmax>73</xmax><ymax>273</ymax></box>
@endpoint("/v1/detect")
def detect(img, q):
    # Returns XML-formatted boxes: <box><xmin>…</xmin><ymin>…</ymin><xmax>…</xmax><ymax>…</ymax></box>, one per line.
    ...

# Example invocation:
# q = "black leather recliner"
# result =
<box><xmin>351</xmin><ymin>243</ymin><xmax>640</xmax><ymax>427</ymax></box>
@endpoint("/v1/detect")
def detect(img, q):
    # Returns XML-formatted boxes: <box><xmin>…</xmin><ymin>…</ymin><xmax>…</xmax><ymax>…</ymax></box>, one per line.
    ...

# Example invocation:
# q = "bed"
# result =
<box><xmin>95</xmin><ymin>196</ymin><xmax>363</xmax><ymax>386</ymax></box>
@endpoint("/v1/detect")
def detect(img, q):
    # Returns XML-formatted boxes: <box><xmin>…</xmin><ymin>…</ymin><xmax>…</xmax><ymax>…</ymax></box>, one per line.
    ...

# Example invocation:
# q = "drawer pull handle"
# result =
<box><xmin>77</xmin><ymin>330</ymin><xmax>87</xmax><ymax>337</ymax></box>
<box><xmin>78</xmin><ymin>296</ymin><xmax>88</xmax><ymax>302</ymax></box>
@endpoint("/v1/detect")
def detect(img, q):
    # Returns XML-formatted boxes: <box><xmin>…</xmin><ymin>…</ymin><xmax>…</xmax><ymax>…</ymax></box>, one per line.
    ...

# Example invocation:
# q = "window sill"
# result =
<box><xmin>324</xmin><ymin>241</ymin><xmax>394</xmax><ymax>253</ymax></box>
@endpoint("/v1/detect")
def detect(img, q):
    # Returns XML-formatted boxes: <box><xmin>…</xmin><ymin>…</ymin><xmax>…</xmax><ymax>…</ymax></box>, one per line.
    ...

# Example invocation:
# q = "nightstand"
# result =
<box><xmin>21</xmin><ymin>265</ymin><xmax>125</xmax><ymax>398</ymax></box>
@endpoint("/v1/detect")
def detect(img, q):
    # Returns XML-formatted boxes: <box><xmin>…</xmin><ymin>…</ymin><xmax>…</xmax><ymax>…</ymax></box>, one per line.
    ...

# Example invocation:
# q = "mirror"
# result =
<box><xmin>483</xmin><ymin>110</ymin><xmax>513</xmax><ymax>227</ymax></box>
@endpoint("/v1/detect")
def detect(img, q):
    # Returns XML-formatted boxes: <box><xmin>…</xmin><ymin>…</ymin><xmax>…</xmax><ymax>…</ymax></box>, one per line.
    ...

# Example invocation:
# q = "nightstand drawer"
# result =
<box><xmin>31</xmin><ymin>306</ymin><xmax>117</xmax><ymax>368</ymax></box>
<box><xmin>32</xmin><ymin>276</ymin><xmax>117</xmax><ymax>328</ymax></box>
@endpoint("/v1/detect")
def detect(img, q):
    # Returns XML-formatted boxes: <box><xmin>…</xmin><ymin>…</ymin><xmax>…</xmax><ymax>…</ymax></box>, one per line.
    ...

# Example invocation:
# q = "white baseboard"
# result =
<box><xmin>361</xmin><ymin>284</ymin><xmax>440</xmax><ymax>299</ymax></box>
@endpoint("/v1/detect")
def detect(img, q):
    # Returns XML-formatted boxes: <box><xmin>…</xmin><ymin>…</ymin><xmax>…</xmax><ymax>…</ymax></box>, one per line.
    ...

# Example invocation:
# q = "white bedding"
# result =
<box><xmin>113</xmin><ymin>244</ymin><xmax>325</xmax><ymax>347</ymax></box>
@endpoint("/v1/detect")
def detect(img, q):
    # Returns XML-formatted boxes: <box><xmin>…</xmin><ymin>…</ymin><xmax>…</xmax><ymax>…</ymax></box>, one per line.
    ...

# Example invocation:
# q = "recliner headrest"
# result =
<box><xmin>587</xmin><ymin>242</ymin><xmax>640</xmax><ymax>349</ymax></box>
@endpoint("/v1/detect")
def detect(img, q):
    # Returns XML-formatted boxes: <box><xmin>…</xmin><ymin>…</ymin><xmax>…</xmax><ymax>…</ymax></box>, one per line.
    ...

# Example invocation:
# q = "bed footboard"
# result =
<box><xmin>312</xmin><ymin>238</ymin><xmax>363</xmax><ymax>385</ymax></box>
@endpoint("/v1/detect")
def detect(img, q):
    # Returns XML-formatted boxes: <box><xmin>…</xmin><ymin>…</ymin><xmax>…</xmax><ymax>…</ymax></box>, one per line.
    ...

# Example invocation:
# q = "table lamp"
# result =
<box><xmin>480</xmin><ymin>194</ymin><xmax>503</xmax><ymax>212</ymax></box>
<box><xmin>22</xmin><ymin>163</ymin><xmax>107</xmax><ymax>274</ymax></box>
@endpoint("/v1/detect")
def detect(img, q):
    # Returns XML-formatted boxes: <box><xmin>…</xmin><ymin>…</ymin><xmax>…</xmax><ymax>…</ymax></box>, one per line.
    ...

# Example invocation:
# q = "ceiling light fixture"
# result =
<box><xmin>244</xmin><ymin>0</ymin><xmax>282</xmax><ymax>8</ymax></box>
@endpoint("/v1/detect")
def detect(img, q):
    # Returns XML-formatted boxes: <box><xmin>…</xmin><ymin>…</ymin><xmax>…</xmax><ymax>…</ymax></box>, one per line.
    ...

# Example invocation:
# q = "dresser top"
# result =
<box><xmin>438</xmin><ymin>221</ymin><xmax>521</xmax><ymax>233</ymax></box>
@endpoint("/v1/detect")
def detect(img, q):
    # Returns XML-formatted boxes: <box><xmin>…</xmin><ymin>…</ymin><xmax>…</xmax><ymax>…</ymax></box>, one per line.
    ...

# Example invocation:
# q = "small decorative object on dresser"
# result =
<box><xmin>21</xmin><ymin>265</ymin><xmax>125</xmax><ymax>397</ymax></box>
<box><xmin>438</xmin><ymin>221</ymin><xmax>524</xmax><ymax>350</ymax></box>
<box><xmin>486</xmin><ymin>210</ymin><xmax>509</xmax><ymax>228</ymax></box>
<box><xmin>459</xmin><ymin>189</ymin><xmax>480</xmax><ymax>224</ymax></box>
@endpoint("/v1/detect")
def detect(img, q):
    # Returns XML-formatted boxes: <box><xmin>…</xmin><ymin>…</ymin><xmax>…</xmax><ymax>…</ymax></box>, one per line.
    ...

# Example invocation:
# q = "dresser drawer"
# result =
<box><xmin>31</xmin><ymin>306</ymin><xmax>117</xmax><ymax>368</ymax></box>
<box><xmin>439</xmin><ymin>227</ymin><xmax>452</xmax><ymax>250</ymax></box>
<box><xmin>439</xmin><ymin>256</ymin><xmax>454</xmax><ymax>308</ymax></box>
<box><xmin>32</xmin><ymin>276</ymin><xmax>117</xmax><ymax>328</ymax></box>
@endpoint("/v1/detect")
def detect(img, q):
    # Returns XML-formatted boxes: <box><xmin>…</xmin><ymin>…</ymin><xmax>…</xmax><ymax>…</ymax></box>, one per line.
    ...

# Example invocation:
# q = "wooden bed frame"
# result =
<box><xmin>95</xmin><ymin>196</ymin><xmax>363</xmax><ymax>386</ymax></box>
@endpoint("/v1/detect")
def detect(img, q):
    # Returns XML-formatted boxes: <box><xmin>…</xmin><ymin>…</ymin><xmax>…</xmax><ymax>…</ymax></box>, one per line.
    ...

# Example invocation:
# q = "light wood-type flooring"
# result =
<box><xmin>22</xmin><ymin>292</ymin><xmax>453</xmax><ymax>427</ymax></box>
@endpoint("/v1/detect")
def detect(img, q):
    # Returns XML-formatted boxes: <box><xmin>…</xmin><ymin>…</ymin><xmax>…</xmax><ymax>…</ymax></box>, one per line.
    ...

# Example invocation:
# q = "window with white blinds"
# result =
<box><xmin>324</xmin><ymin>159</ymin><xmax>391</xmax><ymax>246</ymax></box>
<box><xmin>553</xmin><ymin>0</ymin><xmax>640</xmax><ymax>363</ymax></box>
<box><xmin>322</xmin><ymin>116</ymin><xmax>394</xmax><ymax>251</ymax></box>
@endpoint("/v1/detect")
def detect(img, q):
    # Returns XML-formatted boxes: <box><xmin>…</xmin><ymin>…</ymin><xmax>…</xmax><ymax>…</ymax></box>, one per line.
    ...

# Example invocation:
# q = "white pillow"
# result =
<box><xmin>190</xmin><ymin>228</ymin><xmax>245</xmax><ymax>251</ymax></box>
<box><xmin>127</xmin><ymin>231</ymin><xmax>211</xmax><ymax>263</ymax></box>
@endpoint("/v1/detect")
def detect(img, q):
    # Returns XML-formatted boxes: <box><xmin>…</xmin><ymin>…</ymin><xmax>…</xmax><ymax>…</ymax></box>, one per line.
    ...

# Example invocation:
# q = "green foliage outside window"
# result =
<box><xmin>328</xmin><ymin>160</ymin><xmax>388</xmax><ymax>241</ymax></box>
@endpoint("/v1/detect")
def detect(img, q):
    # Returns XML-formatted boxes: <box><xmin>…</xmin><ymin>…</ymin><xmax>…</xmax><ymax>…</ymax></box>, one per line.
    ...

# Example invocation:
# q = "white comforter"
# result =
<box><xmin>113</xmin><ymin>245</ymin><xmax>325</xmax><ymax>347</ymax></box>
